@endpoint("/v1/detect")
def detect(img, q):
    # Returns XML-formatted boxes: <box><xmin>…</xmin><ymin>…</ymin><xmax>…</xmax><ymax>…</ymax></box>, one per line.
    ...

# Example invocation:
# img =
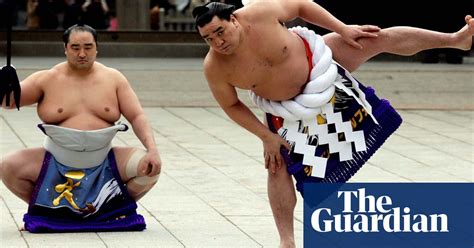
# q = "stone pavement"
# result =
<box><xmin>1</xmin><ymin>57</ymin><xmax>473</xmax><ymax>247</ymax></box>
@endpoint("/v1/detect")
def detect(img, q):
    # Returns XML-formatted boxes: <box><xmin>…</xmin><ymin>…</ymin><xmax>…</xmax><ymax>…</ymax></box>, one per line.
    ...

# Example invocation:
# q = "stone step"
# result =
<box><xmin>0</xmin><ymin>30</ymin><xmax>209</xmax><ymax>57</ymax></box>
<box><xmin>1</xmin><ymin>41</ymin><xmax>209</xmax><ymax>57</ymax></box>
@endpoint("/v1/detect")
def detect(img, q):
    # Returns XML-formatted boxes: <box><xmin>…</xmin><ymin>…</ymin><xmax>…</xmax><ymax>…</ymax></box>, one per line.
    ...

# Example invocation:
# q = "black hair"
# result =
<box><xmin>192</xmin><ymin>2</ymin><xmax>236</xmax><ymax>29</ymax></box>
<box><xmin>62</xmin><ymin>24</ymin><xmax>98</xmax><ymax>47</ymax></box>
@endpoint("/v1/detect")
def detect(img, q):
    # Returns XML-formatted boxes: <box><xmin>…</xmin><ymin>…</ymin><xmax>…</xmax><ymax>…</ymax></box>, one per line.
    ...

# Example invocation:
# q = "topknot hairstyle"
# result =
<box><xmin>192</xmin><ymin>2</ymin><xmax>236</xmax><ymax>29</ymax></box>
<box><xmin>62</xmin><ymin>24</ymin><xmax>98</xmax><ymax>47</ymax></box>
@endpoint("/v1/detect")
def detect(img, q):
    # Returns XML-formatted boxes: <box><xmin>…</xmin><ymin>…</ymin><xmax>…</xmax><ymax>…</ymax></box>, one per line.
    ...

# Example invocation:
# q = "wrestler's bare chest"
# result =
<box><xmin>37</xmin><ymin>75</ymin><xmax>120</xmax><ymax>129</ymax></box>
<box><xmin>226</xmin><ymin>30</ymin><xmax>310</xmax><ymax>101</ymax></box>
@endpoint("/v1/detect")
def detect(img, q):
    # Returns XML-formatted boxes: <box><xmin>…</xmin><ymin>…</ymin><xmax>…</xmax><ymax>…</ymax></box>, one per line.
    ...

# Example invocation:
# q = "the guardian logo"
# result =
<box><xmin>311</xmin><ymin>188</ymin><xmax>449</xmax><ymax>233</ymax></box>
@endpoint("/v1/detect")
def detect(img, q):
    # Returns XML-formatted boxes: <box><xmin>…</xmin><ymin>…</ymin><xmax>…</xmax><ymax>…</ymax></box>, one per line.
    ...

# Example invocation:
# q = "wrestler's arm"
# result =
<box><xmin>114</xmin><ymin>69</ymin><xmax>161</xmax><ymax>176</ymax></box>
<box><xmin>204</xmin><ymin>59</ymin><xmax>290</xmax><ymax>173</ymax></box>
<box><xmin>1</xmin><ymin>70</ymin><xmax>44</xmax><ymax>109</ymax></box>
<box><xmin>272</xmin><ymin>0</ymin><xmax>379</xmax><ymax>49</ymax></box>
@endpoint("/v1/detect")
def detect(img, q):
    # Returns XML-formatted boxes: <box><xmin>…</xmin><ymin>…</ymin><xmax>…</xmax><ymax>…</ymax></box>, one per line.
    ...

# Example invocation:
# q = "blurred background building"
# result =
<box><xmin>0</xmin><ymin>0</ymin><xmax>472</xmax><ymax>62</ymax></box>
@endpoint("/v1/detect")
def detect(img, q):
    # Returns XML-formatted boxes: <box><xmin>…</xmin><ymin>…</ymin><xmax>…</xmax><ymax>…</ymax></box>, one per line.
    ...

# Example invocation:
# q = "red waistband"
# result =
<box><xmin>296</xmin><ymin>33</ymin><xmax>313</xmax><ymax>82</ymax></box>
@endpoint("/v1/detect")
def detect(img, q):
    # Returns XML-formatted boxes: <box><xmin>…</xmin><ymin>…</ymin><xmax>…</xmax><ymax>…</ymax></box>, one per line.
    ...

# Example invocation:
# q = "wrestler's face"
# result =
<box><xmin>65</xmin><ymin>31</ymin><xmax>97</xmax><ymax>70</ymax></box>
<box><xmin>198</xmin><ymin>15</ymin><xmax>240</xmax><ymax>55</ymax></box>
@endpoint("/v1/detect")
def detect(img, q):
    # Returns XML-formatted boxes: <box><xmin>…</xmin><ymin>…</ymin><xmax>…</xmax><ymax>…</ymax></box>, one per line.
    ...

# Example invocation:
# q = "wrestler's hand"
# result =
<box><xmin>262</xmin><ymin>133</ymin><xmax>291</xmax><ymax>174</ymax></box>
<box><xmin>341</xmin><ymin>25</ymin><xmax>381</xmax><ymax>50</ymax></box>
<box><xmin>139</xmin><ymin>149</ymin><xmax>162</xmax><ymax>177</ymax></box>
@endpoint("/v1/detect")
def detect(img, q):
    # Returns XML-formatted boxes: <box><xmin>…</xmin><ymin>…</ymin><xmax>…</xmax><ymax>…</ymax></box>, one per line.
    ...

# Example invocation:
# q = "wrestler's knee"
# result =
<box><xmin>267</xmin><ymin>163</ymin><xmax>290</xmax><ymax>178</ymax></box>
<box><xmin>125</xmin><ymin>148</ymin><xmax>160</xmax><ymax>187</ymax></box>
<box><xmin>1</xmin><ymin>148</ymin><xmax>44</xmax><ymax>184</ymax></box>
<box><xmin>1</xmin><ymin>150</ymin><xmax>26</xmax><ymax>181</ymax></box>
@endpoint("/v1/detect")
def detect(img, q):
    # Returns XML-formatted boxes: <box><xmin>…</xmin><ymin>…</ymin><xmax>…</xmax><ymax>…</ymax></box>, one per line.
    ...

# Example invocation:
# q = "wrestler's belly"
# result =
<box><xmin>252</xmin><ymin>82</ymin><xmax>305</xmax><ymax>101</ymax></box>
<box><xmin>250</xmin><ymin>65</ymin><xmax>309</xmax><ymax>100</ymax></box>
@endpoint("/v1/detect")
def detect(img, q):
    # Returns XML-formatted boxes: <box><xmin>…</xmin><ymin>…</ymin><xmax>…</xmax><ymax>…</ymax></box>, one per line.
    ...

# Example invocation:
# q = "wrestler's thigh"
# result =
<box><xmin>112</xmin><ymin>146</ymin><xmax>143</xmax><ymax>181</ymax></box>
<box><xmin>1</xmin><ymin>148</ymin><xmax>45</xmax><ymax>183</ymax></box>
<box><xmin>323</xmin><ymin>32</ymin><xmax>383</xmax><ymax>72</ymax></box>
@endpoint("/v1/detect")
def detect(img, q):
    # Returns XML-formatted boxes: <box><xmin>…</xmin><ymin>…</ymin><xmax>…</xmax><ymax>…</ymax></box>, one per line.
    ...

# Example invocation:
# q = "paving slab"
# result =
<box><xmin>1</xmin><ymin>57</ymin><xmax>473</xmax><ymax>247</ymax></box>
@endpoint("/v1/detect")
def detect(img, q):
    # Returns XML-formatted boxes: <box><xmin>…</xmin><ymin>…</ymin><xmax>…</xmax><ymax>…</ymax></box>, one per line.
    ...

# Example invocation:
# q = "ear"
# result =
<box><xmin>231</xmin><ymin>15</ymin><xmax>238</xmax><ymax>26</ymax></box>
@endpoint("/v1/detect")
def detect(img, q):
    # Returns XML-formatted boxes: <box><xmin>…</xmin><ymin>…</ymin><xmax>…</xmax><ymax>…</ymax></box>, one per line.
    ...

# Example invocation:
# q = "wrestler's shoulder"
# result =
<box><xmin>238</xmin><ymin>0</ymin><xmax>280</xmax><ymax>15</ymax></box>
<box><xmin>203</xmin><ymin>52</ymin><xmax>219</xmax><ymax>69</ymax></box>
<box><xmin>94</xmin><ymin>62</ymin><xmax>126</xmax><ymax>77</ymax></box>
<box><xmin>241</xmin><ymin>0</ymin><xmax>279</xmax><ymax>8</ymax></box>
<box><xmin>94</xmin><ymin>62</ymin><xmax>119</xmax><ymax>72</ymax></box>
<box><xmin>27</xmin><ymin>63</ymin><xmax>64</xmax><ymax>81</ymax></box>
<box><xmin>203</xmin><ymin>53</ymin><xmax>229</xmax><ymax>78</ymax></box>
<box><xmin>45</xmin><ymin>62</ymin><xmax>68</xmax><ymax>76</ymax></box>
<box><xmin>94</xmin><ymin>63</ymin><xmax>130</xmax><ymax>87</ymax></box>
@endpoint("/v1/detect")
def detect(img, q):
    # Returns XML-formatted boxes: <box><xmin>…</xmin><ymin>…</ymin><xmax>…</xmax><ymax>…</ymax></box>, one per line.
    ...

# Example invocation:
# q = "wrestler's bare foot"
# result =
<box><xmin>453</xmin><ymin>15</ymin><xmax>474</xmax><ymax>50</ymax></box>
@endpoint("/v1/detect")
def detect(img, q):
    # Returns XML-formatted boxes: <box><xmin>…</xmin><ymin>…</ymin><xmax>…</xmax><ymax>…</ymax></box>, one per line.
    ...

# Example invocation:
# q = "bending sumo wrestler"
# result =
<box><xmin>0</xmin><ymin>24</ymin><xmax>161</xmax><ymax>233</ymax></box>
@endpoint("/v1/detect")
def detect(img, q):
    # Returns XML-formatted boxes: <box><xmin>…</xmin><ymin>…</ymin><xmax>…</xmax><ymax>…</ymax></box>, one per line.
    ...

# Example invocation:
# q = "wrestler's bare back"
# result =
<box><xmin>29</xmin><ymin>62</ymin><xmax>122</xmax><ymax>130</ymax></box>
<box><xmin>206</xmin><ymin>6</ymin><xmax>311</xmax><ymax>101</ymax></box>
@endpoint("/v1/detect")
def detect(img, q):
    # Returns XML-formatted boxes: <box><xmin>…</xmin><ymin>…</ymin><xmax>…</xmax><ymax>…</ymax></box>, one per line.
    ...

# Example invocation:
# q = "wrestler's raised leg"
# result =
<box><xmin>113</xmin><ymin>147</ymin><xmax>159</xmax><ymax>201</ymax></box>
<box><xmin>325</xmin><ymin>15</ymin><xmax>474</xmax><ymax>72</ymax></box>
<box><xmin>268</xmin><ymin>165</ymin><xmax>297</xmax><ymax>248</ymax></box>
<box><xmin>0</xmin><ymin>148</ymin><xmax>45</xmax><ymax>203</ymax></box>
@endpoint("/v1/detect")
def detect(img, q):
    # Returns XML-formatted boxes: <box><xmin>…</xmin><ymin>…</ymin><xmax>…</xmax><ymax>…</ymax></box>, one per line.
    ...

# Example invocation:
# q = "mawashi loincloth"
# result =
<box><xmin>23</xmin><ymin>123</ymin><xmax>146</xmax><ymax>232</ymax></box>
<box><xmin>252</xmin><ymin>27</ymin><xmax>402</xmax><ymax>196</ymax></box>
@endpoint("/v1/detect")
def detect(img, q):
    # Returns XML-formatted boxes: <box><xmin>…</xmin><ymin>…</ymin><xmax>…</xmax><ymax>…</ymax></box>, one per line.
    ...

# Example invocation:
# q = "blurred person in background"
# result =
<box><xmin>82</xmin><ymin>0</ymin><xmax>109</xmax><ymax>29</ymax></box>
<box><xmin>27</xmin><ymin>0</ymin><xmax>40</xmax><ymax>29</ymax></box>
<box><xmin>62</xmin><ymin>0</ymin><xmax>82</xmax><ymax>30</ymax></box>
<box><xmin>37</xmin><ymin>0</ymin><xmax>61</xmax><ymax>29</ymax></box>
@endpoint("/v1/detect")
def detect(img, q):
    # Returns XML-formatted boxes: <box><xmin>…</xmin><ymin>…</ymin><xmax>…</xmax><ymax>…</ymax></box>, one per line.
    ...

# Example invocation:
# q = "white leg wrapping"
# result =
<box><xmin>125</xmin><ymin>149</ymin><xmax>160</xmax><ymax>186</ymax></box>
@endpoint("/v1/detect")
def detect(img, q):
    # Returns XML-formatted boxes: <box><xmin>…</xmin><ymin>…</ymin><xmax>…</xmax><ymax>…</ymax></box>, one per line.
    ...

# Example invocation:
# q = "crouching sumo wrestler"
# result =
<box><xmin>0</xmin><ymin>24</ymin><xmax>161</xmax><ymax>233</ymax></box>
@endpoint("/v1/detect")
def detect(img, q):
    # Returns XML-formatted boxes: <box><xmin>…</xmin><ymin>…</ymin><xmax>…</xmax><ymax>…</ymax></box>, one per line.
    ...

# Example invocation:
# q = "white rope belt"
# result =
<box><xmin>249</xmin><ymin>28</ymin><xmax>335</xmax><ymax>121</ymax></box>
<box><xmin>249</xmin><ymin>26</ymin><xmax>377</xmax><ymax>124</ymax></box>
